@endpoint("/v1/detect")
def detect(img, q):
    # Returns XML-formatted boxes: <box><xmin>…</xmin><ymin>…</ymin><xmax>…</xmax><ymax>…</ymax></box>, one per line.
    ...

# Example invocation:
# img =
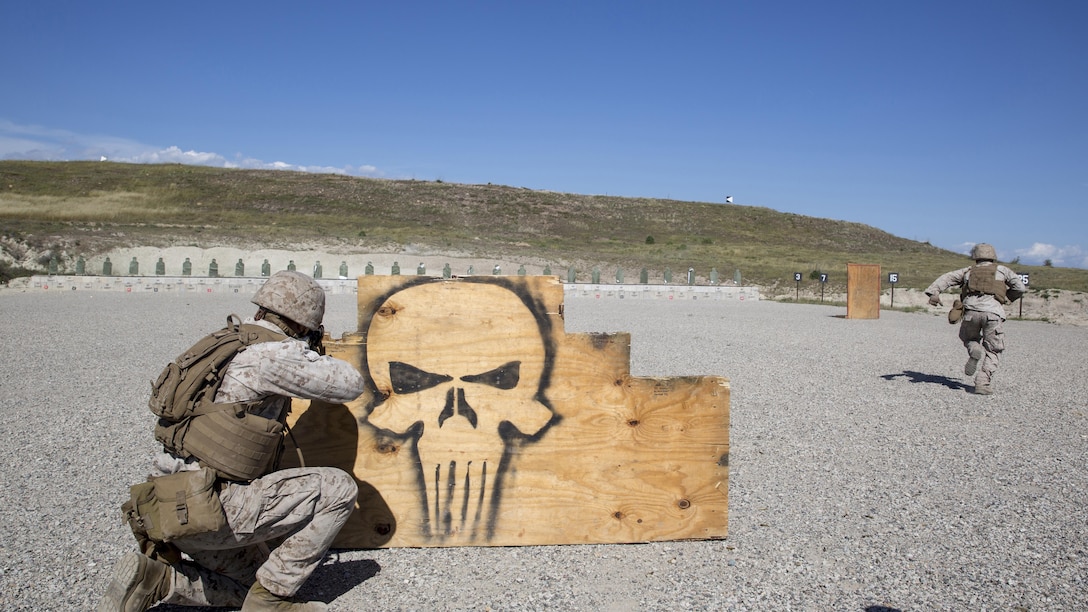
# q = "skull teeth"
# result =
<box><xmin>429</xmin><ymin>459</ymin><xmax>489</xmax><ymax>537</ymax></box>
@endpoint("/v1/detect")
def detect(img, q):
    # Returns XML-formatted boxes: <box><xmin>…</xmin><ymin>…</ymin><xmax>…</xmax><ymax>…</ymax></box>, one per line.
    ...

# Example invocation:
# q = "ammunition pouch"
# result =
<box><xmin>948</xmin><ymin>299</ymin><xmax>964</xmax><ymax>324</ymax></box>
<box><xmin>123</xmin><ymin>467</ymin><xmax>226</xmax><ymax>545</ymax></box>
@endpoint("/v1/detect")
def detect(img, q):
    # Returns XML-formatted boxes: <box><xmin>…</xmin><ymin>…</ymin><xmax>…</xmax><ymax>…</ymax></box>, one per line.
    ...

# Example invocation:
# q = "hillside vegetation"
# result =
<box><xmin>2</xmin><ymin>160</ymin><xmax>1086</xmax><ymax>291</ymax></box>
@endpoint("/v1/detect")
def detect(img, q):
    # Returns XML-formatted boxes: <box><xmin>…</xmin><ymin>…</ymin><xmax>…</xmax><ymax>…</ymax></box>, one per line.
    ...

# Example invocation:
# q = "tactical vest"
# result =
<box><xmin>963</xmin><ymin>263</ymin><xmax>1008</xmax><ymax>304</ymax></box>
<box><xmin>150</xmin><ymin>320</ymin><xmax>291</xmax><ymax>481</ymax></box>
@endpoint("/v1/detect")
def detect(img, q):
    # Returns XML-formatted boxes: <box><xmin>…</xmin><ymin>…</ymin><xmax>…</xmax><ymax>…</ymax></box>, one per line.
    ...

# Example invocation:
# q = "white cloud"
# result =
<box><xmin>1013</xmin><ymin>243</ymin><xmax>1087</xmax><ymax>267</ymax></box>
<box><xmin>944</xmin><ymin>240</ymin><xmax>1087</xmax><ymax>269</ymax></box>
<box><xmin>952</xmin><ymin>241</ymin><xmax>976</xmax><ymax>256</ymax></box>
<box><xmin>0</xmin><ymin>119</ymin><xmax>384</xmax><ymax>178</ymax></box>
<box><xmin>1020</xmin><ymin>243</ymin><xmax>1058</xmax><ymax>259</ymax></box>
<box><xmin>128</xmin><ymin>146</ymin><xmax>229</xmax><ymax>166</ymax></box>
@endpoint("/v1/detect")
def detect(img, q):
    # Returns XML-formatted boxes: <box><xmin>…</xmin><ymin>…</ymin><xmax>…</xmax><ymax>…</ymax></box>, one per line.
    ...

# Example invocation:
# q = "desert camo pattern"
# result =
<box><xmin>925</xmin><ymin>261</ymin><xmax>1027</xmax><ymax>389</ymax></box>
<box><xmin>152</xmin><ymin>317</ymin><xmax>365</xmax><ymax>603</ymax></box>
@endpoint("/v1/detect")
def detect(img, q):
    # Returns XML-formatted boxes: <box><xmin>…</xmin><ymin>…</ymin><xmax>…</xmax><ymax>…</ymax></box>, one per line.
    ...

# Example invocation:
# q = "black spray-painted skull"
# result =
<box><xmin>362</xmin><ymin>278</ymin><xmax>557</xmax><ymax>540</ymax></box>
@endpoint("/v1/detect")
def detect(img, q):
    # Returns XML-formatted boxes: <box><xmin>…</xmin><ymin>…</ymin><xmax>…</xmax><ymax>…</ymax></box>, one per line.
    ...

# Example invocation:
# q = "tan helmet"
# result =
<box><xmin>251</xmin><ymin>270</ymin><xmax>325</xmax><ymax>331</ymax></box>
<box><xmin>970</xmin><ymin>243</ymin><xmax>997</xmax><ymax>261</ymax></box>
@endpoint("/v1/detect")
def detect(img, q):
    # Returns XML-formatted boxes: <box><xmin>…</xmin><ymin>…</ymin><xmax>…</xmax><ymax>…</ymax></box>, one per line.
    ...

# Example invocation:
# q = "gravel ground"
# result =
<box><xmin>1</xmin><ymin>290</ymin><xmax>1086</xmax><ymax>611</ymax></box>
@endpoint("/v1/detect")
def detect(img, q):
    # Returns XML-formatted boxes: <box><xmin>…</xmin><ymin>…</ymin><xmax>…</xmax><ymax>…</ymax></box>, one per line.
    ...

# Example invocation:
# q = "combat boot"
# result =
<box><xmin>964</xmin><ymin>343</ymin><xmax>984</xmax><ymax>376</ymax></box>
<box><xmin>241</xmin><ymin>581</ymin><xmax>328</xmax><ymax>611</ymax></box>
<box><xmin>97</xmin><ymin>551</ymin><xmax>172</xmax><ymax>612</ymax></box>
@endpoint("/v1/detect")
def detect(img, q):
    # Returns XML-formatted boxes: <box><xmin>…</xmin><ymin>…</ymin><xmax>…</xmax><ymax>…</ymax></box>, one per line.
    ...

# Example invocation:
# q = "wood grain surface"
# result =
<box><xmin>284</xmin><ymin>275</ymin><xmax>729</xmax><ymax>548</ymax></box>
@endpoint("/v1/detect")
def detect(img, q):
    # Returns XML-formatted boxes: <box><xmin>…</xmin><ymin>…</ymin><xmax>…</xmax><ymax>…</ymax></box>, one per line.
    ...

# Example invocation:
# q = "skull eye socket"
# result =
<box><xmin>460</xmin><ymin>361</ymin><xmax>520</xmax><ymax>390</ymax></box>
<box><xmin>389</xmin><ymin>361</ymin><xmax>453</xmax><ymax>394</ymax></box>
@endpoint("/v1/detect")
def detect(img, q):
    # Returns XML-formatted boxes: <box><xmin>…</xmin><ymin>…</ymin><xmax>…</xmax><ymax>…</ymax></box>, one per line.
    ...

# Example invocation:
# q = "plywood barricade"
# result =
<box><xmin>846</xmin><ymin>263</ymin><xmax>882</xmax><ymax>319</ymax></box>
<box><xmin>283</xmin><ymin>275</ymin><xmax>729</xmax><ymax>548</ymax></box>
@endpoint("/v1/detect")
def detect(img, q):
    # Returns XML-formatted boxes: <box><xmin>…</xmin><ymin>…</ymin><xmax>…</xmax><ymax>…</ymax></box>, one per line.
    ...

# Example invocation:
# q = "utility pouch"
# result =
<box><xmin>948</xmin><ymin>299</ymin><xmax>964</xmax><ymax>324</ymax></box>
<box><xmin>125</xmin><ymin>468</ymin><xmax>226</xmax><ymax>543</ymax></box>
<box><xmin>151</xmin><ymin>468</ymin><xmax>226</xmax><ymax>540</ymax></box>
<box><xmin>124</xmin><ymin>480</ymin><xmax>162</xmax><ymax>543</ymax></box>
<box><xmin>121</xmin><ymin>485</ymin><xmax>183</xmax><ymax>564</ymax></box>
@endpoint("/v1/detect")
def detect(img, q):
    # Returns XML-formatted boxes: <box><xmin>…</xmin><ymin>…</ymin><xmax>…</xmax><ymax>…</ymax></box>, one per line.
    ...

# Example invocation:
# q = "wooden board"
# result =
<box><xmin>283</xmin><ymin>275</ymin><xmax>729</xmax><ymax>548</ymax></box>
<box><xmin>846</xmin><ymin>263</ymin><xmax>881</xmax><ymax>319</ymax></box>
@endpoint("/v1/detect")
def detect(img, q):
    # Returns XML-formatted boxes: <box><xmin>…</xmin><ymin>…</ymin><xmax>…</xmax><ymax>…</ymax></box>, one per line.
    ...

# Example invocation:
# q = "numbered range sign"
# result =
<box><xmin>1017</xmin><ymin>273</ymin><xmax>1029</xmax><ymax>317</ymax></box>
<box><xmin>888</xmin><ymin>272</ymin><xmax>900</xmax><ymax>307</ymax></box>
<box><xmin>794</xmin><ymin>272</ymin><xmax>803</xmax><ymax>282</ymax></box>
<box><xmin>819</xmin><ymin>273</ymin><xmax>828</xmax><ymax>283</ymax></box>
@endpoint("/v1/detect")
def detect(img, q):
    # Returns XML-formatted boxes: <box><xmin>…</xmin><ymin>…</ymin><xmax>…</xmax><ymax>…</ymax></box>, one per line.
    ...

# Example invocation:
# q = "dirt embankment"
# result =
<box><xmin>5</xmin><ymin>239</ymin><xmax>1087</xmax><ymax>325</ymax></box>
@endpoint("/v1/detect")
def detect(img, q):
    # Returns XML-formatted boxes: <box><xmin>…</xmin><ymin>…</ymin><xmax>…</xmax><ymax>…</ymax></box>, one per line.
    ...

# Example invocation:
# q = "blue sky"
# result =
<box><xmin>2</xmin><ymin>1</ymin><xmax>1085</xmax><ymax>267</ymax></box>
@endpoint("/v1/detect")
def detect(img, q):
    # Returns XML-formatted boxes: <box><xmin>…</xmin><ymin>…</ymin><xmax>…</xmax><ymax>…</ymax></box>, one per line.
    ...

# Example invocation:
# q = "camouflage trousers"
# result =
<box><xmin>958</xmin><ymin>310</ymin><xmax>1005</xmax><ymax>386</ymax></box>
<box><xmin>163</xmin><ymin>467</ymin><xmax>358</xmax><ymax>607</ymax></box>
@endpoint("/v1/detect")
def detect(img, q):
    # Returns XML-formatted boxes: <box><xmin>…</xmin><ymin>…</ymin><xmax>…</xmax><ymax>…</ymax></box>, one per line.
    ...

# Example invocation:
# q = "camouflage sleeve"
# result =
<box><xmin>235</xmin><ymin>339</ymin><xmax>366</xmax><ymax>403</ymax></box>
<box><xmin>924</xmin><ymin>267</ymin><xmax>969</xmax><ymax>296</ymax></box>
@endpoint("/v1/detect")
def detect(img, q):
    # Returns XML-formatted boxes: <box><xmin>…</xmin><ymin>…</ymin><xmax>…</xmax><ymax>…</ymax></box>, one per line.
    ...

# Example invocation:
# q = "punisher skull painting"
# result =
<box><xmin>360</xmin><ymin>277</ymin><xmax>558</xmax><ymax>541</ymax></box>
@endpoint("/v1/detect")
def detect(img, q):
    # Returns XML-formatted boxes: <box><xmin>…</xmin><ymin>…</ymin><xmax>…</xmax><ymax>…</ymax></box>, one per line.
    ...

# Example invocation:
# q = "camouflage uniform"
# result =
<box><xmin>152</xmin><ymin>317</ymin><xmax>366</xmax><ymax>607</ymax></box>
<box><xmin>925</xmin><ymin>261</ymin><xmax>1026</xmax><ymax>393</ymax></box>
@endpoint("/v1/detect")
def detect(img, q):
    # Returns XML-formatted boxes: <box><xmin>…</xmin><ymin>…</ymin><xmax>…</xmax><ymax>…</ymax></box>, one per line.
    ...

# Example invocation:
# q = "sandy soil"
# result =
<box><xmin>4</xmin><ymin>290</ymin><xmax>1088</xmax><ymax>610</ymax></box>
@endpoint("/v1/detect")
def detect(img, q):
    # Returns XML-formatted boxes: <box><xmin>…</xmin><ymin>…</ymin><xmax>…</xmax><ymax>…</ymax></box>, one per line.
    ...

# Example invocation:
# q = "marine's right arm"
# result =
<box><xmin>229</xmin><ymin>339</ymin><xmax>366</xmax><ymax>404</ymax></box>
<box><xmin>925</xmin><ymin>267</ymin><xmax>969</xmax><ymax>301</ymax></box>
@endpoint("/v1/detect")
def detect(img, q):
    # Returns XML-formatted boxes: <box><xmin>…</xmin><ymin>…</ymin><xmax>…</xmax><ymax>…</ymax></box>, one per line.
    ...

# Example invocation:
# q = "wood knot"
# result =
<box><xmin>376</xmin><ymin>443</ymin><xmax>398</xmax><ymax>454</ymax></box>
<box><xmin>677</xmin><ymin>499</ymin><xmax>691</xmax><ymax>510</ymax></box>
<box><xmin>374</xmin><ymin>523</ymin><xmax>392</xmax><ymax>535</ymax></box>
<box><xmin>612</xmin><ymin>511</ymin><xmax>624</xmax><ymax>520</ymax></box>
<box><xmin>377</xmin><ymin>305</ymin><xmax>399</xmax><ymax>317</ymax></box>
<box><xmin>627</xmin><ymin>419</ymin><xmax>640</xmax><ymax>427</ymax></box>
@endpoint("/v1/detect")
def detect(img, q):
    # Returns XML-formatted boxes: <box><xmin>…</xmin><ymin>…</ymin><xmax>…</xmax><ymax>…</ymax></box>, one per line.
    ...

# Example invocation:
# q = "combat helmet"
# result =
<box><xmin>251</xmin><ymin>270</ymin><xmax>325</xmax><ymax>331</ymax></box>
<box><xmin>970</xmin><ymin>243</ymin><xmax>997</xmax><ymax>262</ymax></box>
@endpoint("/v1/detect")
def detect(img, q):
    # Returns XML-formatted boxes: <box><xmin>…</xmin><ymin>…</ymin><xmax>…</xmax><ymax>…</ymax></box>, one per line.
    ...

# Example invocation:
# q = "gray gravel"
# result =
<box><xmin>1</xmin><ymin>290</ymin><xmax>1086</xmax><ymax>611</ymax></box>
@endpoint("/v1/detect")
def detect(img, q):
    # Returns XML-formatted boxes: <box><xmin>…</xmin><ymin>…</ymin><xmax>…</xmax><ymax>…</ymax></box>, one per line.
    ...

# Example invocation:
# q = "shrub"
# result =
<box><xmin>0</xmin><ymin>261</ymin><xmax>37</xmax><ymax>284</ymax></box>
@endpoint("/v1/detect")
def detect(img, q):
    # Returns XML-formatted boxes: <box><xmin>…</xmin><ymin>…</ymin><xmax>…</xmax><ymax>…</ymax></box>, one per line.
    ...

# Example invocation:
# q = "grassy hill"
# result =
<box><xmin>2</xmin><ymin>160</ymin><xmax>1086</xmax><ymax>291</ymax></box>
